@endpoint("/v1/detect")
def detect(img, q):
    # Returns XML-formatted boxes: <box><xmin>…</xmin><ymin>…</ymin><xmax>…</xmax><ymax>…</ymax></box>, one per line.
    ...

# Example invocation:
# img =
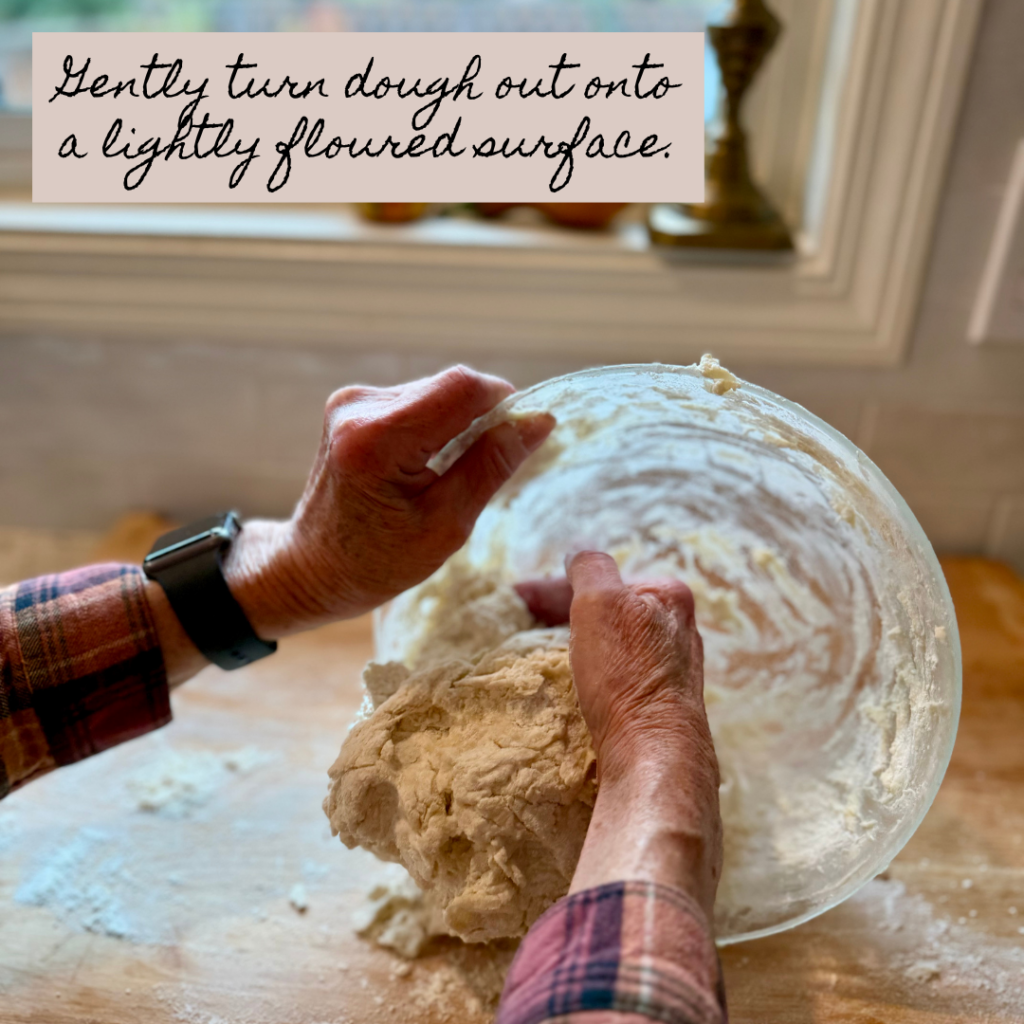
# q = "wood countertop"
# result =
<box><xmin>0</xmin><ymin>553</ymin><xmax>1022</xmax><ymax>1024</ymax></box>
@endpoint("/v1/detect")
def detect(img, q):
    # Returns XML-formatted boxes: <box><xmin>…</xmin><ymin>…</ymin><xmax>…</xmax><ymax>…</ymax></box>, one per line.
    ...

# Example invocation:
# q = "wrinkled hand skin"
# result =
<box><xmin>226</xmin><ymin>367</ymin><xmax>554</xmax><ymax>639</ymax></box>
<box><xmin>565</xmin><ymin>554</ymin><xmax>708</xmax><ymax>780</ymax></box>
<box><xmin>518</xmin><ymin>553</ymin><xmax>723</xmax><ymax>919</ymax></box>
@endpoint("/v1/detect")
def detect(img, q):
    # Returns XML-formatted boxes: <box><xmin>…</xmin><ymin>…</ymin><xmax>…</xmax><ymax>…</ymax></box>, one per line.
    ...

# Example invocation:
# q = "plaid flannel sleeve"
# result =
<box><xmin>0</xmin><ymin>564</ymin><xmax>169</xmax><ymax>799</ymax></box>
<box><xmin>496</xmin><ymin>881</ymin><xmax>727</xmax><ymax>1024</ymax></box>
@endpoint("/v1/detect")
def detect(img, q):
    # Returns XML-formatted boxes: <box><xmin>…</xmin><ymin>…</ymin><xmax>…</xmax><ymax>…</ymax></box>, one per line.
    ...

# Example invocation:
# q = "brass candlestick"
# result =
<box><xmin>648</xmin><ymin>0</ymin><xmax>794</xmax><ymax>255</ymax></box>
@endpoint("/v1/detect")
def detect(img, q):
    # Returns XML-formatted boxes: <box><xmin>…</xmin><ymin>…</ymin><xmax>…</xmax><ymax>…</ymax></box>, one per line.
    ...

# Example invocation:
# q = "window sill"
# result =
<box><xmin>0</xmin><ymin>200</ymin><xmax>840</xmax><ymax>364</ymax></box>
<box><xmin>0</xmin><ymin>200</ymin><xmax>655</xmax><ymax>257</ymax></box>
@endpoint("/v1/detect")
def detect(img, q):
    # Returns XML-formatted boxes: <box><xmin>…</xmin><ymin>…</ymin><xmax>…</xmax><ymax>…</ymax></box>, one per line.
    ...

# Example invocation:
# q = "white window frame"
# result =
<box><xmin>0</xmin><ymin>0</ymin><xmax>983</xmax><ymax>367</ymax></box>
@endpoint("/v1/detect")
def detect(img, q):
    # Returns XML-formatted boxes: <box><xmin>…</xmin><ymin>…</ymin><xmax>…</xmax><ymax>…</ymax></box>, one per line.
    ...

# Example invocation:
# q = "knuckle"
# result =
<box><xmin>326</xmin><ymin>384</ymin><xmax>380</xmax><ymax>415</ymax></box>
<box><xmin>327</xmin><ymin>413</ymin><xmax>388</xmax><ymax>472</ymax></box>
<box><xmin>643</xmin><ymin>578</ymin><xmax>695</xmax><ymax>622</ymax></box>
<box><xmin>661</xmin><ymin>578</ymin><xmax>693</xmax><ymax>602</ymax></box>
<box><xmin>438</xmin><ymin>365</ymin><xmax>487</xmax><ymax>403</ymax></box>
<box><xmin>666</xmin><ymin>579</ymin><xmax>696</xmax><ymax>615</ymax></box>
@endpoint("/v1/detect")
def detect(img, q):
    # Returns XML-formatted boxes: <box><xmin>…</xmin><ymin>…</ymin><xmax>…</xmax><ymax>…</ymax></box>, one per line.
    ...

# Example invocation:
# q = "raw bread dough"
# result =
<box><xmin>395</xmin><ymin>561</ymin><xmax>535</xmax><ymax>671</ymax></box>
<box><xmin>325</xmin><ymin>585</ymin><xmax>596</xmax><ymax>943</ymax></box>
<box><xmin>698</xmin><ymin>353</ymin><xmax>741</xmax><ymax>395</ymax></box>
<box><xmin>351</xmin><ymin>864</ymin><xmax>449</xmax><ymax>959</ymax></box>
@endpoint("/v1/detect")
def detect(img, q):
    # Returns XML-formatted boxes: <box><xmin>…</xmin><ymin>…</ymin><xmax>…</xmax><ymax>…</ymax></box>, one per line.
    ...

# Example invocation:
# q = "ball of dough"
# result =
<box><xmin>324</xmin><ymin>629</ymin><xmax>596</xmax><ymax>943</ymax></box>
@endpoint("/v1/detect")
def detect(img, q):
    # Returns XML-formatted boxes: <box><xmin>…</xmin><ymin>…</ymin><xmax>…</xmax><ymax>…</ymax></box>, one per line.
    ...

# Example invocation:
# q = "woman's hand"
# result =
<box><xmin>565</xmin><ymin>553</ymin><xmax>709</xmax><ymax>772</ymax></box>
<box><xmin>225</xmin><ymin>366</ymin><xmax>553</xmax><ymax>640</ymax></box>
<box><xmin>519</xmin><ymin>553</ymin><xmax>722</xmax><ymax>917</ymax></box>
<box><xmin>517</xmin><ymin>555</ymin><xmax>708</xmax><ymax>774</ymax></box>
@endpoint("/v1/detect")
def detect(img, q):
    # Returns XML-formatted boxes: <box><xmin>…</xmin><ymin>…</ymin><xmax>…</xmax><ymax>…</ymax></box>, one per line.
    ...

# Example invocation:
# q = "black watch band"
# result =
<box><xmin>143</xmin><ymin>511</ymin><xmax>277</xmax><ymax>671</ymax></box>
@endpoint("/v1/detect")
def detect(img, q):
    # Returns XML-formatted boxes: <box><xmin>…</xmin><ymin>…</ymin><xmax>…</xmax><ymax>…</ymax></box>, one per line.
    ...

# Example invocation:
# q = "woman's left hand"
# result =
<box><xmin>225</xmin><ymin>366</ymin><xmax>554</xmax><ymax>639</ymax></box>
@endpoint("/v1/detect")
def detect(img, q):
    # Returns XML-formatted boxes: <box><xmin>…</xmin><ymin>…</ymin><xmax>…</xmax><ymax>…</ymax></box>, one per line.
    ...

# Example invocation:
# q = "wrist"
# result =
<box><xmin>144</xmin><ymin>577</ymin><xmax>208</xmax><ymax>688</ymax></box>
<box><xmin>222</xmin><ymin>519</ymin><xmax>327</xmax><ymax>639</ymax></box>
<box><xmin>595</xmin><ymin>706</ymin><xmax>708</xmax><ymax>786</ymax></box>
<box><xmin>573</xmin><ymin>749</ymin><xmax>722</xmax><ymax>916</ymax></box>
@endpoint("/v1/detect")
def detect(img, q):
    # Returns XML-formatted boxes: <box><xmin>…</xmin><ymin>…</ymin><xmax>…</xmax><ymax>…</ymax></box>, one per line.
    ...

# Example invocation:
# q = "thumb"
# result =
<box><xmin>566</xmin><ymin>551</ymin><xmax>624</xmax><ymax>600</ymax></box>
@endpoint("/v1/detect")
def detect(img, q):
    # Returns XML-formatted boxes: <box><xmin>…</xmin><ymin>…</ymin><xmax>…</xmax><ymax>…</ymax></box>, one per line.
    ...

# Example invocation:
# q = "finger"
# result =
<box><xmin>566</xmin><ymin>551</ymin><xmax>625</xmax><ymax>599</ymax></box>
<box><xmin>423</xmin><ymin>414</ymin><xmax>555</xmax><ymax>539</ymax></box>
<box><xmin>383</xmin><ymin>366</ymin><xmax>515</xmax><ymax>475</ymax></box>
<box><xmin>514</xmin><ymin>578</ymin><xmax>573</xmax><ymax>625</ymax></box>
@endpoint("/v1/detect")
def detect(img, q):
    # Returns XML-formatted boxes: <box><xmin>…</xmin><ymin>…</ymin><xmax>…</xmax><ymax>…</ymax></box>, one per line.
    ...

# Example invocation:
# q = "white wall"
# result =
<box><xmin>2</xmin><ymin>0</ymin><xmax>1023</xmax><ymax>573</ymax></box>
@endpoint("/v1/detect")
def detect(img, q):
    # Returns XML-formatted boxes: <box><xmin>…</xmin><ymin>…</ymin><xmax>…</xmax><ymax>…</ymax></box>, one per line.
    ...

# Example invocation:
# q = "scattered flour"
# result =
<box><xmin>905</xmin><ymin>959</ymin><xmax>942</xmax><ymax>983</ymax></box>
<box><xmin>156</xmin><ymin>985</ymin><xmax>356</xmax><ymax>1024</ymax></box>
<box><xmin>411</xmin><ymin>965</ymin><xmax>487</xmax><ymax>1023</ymax></box>
<box><xmin>444</xmin><ymin>936</ymin><xmax>520</xmax><ymax>1011</ymax></box>
<box><xmin>127</xmin><ymin>746</ymin><xmax>271</xmax><ymax>818</ymax></box>
<box><xmin>289</xmin><ymin>883</ymin><xmax>309</xmax><ymax>913</ymax></box>
<box><xmin>349</xmin><ymin>862</ymin><xmax>520</xmax><ymax>1015</ymax></box>
<box><xmin>0</xmin><ymin>811</ymin><xmax>19</xmax><ymax>853</ymax></box>
<box><xmin>14</xmin><ymin>827</ymin><xmax>138</xmax><ymax>939</ymax></box>
<box><xmin>853</xmin><ymin>877</ymin><xmax>1024</xmax><ymax>1016</ymax></box>
<box><xmin>12</xmin><ymin>743</ymin><xmax>295</xmax><ymax>944</ymax></box>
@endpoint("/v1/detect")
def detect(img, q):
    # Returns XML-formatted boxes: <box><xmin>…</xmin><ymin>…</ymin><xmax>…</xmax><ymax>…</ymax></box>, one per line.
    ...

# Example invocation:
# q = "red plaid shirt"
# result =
<box><xmin>497</xmin><ymin>881</ymin><xmax>727</xmax><ymax>1024</ymax></box>
<box><xmin>0</xmin><ymin>564</ymin><xmax>169</xmax><ymax>798</ymax></box>
<box><xmin>0</xmin><ymin>566</ymin><xmax>724</xmax><ymax>1024</ymax></box>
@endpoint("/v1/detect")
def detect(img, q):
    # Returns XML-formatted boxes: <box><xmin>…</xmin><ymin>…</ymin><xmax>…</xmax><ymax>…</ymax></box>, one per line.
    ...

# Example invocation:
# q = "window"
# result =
<box><xmin>0</xmin><ymin>0</ymin><xmax>983</xmax><ymax>368</ymax></box>
<box><xmin>0</xmin><ymin>0</ymin><xmax>729</xmax><ymax>202</ymax></box>
<box><xmin>0</xmin><ymin>0</ymin><xmax>840</xmax><ymax>235</ymax></box>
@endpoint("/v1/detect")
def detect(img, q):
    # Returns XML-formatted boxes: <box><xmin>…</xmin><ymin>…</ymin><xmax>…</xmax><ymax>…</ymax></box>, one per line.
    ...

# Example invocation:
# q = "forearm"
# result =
<box><xmin>0</xmin><ymin>517</ymin><xmax>342</xmax><ymax>795</ymax></box>
<box><xmin>497</xmin><ymin>745</ymin><xmax>725</xmax><ymax>1024</ymax></box>
<box><xmin>0</xmin><ymin>515</ymin><xmax>351</xmax><ymax>794</ymax></box>
<box><xmin>501</xmin><ymin>555</ymin><xmax>727</xmax><ymax>1023</ymax></box>
<box><xmin>0</xmin><ymin>564</ymin><xmax>168</xmax><ymax>799</ymax></box>
<box><xmin>570</xmin><ymin>749</ymin><xmax>720</xmax><ymax>921</ymax></box>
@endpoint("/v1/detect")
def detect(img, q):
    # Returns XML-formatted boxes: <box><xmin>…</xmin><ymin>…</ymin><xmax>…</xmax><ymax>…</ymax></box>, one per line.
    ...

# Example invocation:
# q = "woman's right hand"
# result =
<box><xmin>517</xmin><ymin>552</ymin><xmax>723</xmax><ymax>915</ymax></box>
<box><xmin>563</xmin><ymin>552</ymin><xmax>711</xmax><ymax>781</ymax></box>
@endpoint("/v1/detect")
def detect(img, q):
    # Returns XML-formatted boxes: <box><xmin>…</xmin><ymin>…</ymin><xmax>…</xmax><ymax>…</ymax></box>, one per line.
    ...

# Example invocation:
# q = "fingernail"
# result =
<box><xmin>514</xmin><ymin>412</ymin><xmax>555</xmax><ymax>453</ymax></box>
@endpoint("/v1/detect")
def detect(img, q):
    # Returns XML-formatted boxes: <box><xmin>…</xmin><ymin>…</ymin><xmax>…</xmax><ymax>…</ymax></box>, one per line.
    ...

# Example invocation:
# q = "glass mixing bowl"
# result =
<box><xmin>376</xmin><ymin>363</ymin><xmax>961</xmax><ymax>943</ymax></box>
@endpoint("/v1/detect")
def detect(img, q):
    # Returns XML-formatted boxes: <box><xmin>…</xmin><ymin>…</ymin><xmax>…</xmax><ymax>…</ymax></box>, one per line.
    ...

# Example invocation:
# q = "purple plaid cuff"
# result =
<box><xmin>0</xmin><ymin>564</ymin><xmax>169</xmax><ymax>798</ymax></box>
<box><xmin>496</xmin><ymin>881</ymin><xmax>726</xmax><ymax>1024</ymax></box>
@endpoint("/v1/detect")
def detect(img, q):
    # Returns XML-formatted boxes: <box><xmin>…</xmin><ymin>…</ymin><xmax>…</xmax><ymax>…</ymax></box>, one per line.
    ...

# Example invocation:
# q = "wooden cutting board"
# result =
<box><xmin>0</xmin><ymin>550</ymin><xmax>1022</xmax><ymax>1024</ymax></box>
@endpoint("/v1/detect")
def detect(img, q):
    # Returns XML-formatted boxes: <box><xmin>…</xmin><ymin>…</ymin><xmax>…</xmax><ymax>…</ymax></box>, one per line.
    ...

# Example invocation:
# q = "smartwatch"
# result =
<box><xmin>143</xmin><ymin>511</ymin><xmax>277</xmax><ymax>671</ymax></box>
